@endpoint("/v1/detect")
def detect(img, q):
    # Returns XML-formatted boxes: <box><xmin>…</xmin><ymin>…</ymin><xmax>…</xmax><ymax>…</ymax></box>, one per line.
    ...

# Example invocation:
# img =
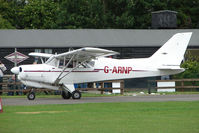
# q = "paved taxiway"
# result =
<box><xmin>2</xmin><ymin>94</ymin><xmax>199</xmax><ymax>106</ymax></box>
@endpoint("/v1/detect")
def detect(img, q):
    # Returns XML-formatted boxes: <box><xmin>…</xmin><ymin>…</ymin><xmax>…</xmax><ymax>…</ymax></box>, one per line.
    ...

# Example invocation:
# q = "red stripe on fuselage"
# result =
<box><xmin>23</xmin><ymin>69</ymin><xmax>147</xmax><ymax>73</ymax></box>
<box><xmin>24</xmin><ymin>70</ymin><xmax>100</xmax><ymax>72</ymax></box>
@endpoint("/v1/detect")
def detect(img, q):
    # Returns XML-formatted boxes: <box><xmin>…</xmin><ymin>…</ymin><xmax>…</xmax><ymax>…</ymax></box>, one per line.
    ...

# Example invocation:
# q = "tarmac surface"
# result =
<box><xmin>2</xmin><ymin>94</ymin><xmax>199</xmax><ymax>106</ymax></box>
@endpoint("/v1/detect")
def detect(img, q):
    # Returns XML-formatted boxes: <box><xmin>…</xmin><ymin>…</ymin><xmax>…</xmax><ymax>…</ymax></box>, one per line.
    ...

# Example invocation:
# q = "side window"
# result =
<box><xmin>58</xmin><ymin>59</ymin><xmax>73</xmax><ymax>68</ymax></box>
<box><xmin>58</xmin><ymin>58</ymin><xmax>95</xmax><ymax>69</ymax></box>
<box><xmin>88</xmin><ymin>61</ymin><xmax>95</xmax><ymax>67</ymax></box>
<box><xmin>78</xmin><ymin>61</ymin><xmax>95</xmax><ymax>68</ymax></box>
<box><xmin>59</xmin><ymin>59</ymin><xmax>65</xmax><ymax>68</ymax></box>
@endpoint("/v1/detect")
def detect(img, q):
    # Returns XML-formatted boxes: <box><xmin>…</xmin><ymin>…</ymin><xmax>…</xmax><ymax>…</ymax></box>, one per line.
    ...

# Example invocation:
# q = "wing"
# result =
<box><xmin>29</xmin><ymin>53</ymin><xmax>53</xmax><ymax>58</ymax></box>
<box><xmin>55</xmin><ymin>47</ymin><xmax>119</xmax><ymax>61</ymax></box>
<box><xmin>45</xmin><ymin>47</ymin><xmax>119</xmax><ymax>84</ymax></box>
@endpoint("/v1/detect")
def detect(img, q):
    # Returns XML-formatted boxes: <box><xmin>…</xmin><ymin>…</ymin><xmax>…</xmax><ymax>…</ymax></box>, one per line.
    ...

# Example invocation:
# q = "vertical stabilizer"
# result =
<box><xmin>150</xmin><ymin>32</ymin><xmax>192</xmax><ymax>67</ymax></box>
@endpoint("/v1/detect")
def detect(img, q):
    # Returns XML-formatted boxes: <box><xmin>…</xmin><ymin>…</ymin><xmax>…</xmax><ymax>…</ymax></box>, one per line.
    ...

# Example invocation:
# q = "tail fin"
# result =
<box><xmin>150</xmin><ymin>32</ymin><xmax>192</xmax><ymax>68</ymax></box>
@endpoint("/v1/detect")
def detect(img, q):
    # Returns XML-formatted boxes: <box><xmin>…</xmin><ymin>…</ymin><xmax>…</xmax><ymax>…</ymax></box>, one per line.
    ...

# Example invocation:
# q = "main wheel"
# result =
<box><xmin>27</xmin><ymin>92</ymin><xmax>35</xmax><ymax>100</ymax></box>
<box><xmin>61</xmin><ymin>91</ymin><xmax>72</xmax><ymax>99</ymax></box>
<box><xmin>72</xmin><ymin>90</ymin><xmax>81</xmax><ymax>99</ymax></box>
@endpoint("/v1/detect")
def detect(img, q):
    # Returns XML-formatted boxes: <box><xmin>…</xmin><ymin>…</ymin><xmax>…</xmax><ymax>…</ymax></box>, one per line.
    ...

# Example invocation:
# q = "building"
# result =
<box><xmin>151</xmin><ymin>10</ymin><xmax>178</xmax><ymax>29</ymax></box>
<box><xmin>0</xmin><ymin>29</ymin><xmax>199</xmax><ymax>88</ymax></box>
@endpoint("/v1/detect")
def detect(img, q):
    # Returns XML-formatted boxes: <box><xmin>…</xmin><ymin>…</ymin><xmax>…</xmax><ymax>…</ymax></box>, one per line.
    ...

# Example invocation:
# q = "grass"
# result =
<box><xmin>0</xmin><ymin>101</ymin><xmax>199</xmax><ymax>133</ymax></box>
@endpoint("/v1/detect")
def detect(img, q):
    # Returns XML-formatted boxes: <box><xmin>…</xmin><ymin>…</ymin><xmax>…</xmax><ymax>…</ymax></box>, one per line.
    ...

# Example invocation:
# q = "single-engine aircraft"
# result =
<box><xmin>11</xmin><ymin>32</ymin><xmax>192</xmax><ymax>100</ymax></box>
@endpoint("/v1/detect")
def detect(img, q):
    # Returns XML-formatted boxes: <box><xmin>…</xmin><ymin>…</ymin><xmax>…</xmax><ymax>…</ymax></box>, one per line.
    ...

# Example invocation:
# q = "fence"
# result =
<box><xmin>1</xmin><ymin>74</ymin><xmax>198</xmax><ymax>95</ymax></box>
<box><xmin>156</xmin><ymin>79</ymin><xmax>199</xmax><ymax>92</ymax></box>
<box><xmin>125</xmin><ymin>79</ymin><xmax>199</xmax><ymax>93</ymax></box>
<box><xmin>77</xmin><ymin>80</ymin><xmax>124</xmax><ymax>94</ymax></box>
<box><xmin>0</xmin><ymin>75</ymin><xmax>124</xmax><ymax>95</ymax></box>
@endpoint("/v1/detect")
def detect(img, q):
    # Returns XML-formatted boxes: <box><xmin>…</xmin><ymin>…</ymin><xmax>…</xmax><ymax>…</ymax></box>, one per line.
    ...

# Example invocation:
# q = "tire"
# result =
<box><xmin>61</xmin><ymin>91</ymin><xmax>71</xmax><ymax>99</ymax></box>
<box><xmin>72</xmin><ymin>90</ymin><xmax>81</xmax><ymax>99</ymax></box>
<box><xmin>27</xmin><ymin>92</ymin><xmax>35</xmax><ymax>100</ymax></box>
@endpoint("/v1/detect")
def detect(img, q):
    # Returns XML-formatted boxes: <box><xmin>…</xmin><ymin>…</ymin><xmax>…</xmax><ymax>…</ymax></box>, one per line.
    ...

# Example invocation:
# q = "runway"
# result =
<box><xmin>2</xmin><ymin>94</ymin><xmax>199</xmax><ymax>106</ymax></box>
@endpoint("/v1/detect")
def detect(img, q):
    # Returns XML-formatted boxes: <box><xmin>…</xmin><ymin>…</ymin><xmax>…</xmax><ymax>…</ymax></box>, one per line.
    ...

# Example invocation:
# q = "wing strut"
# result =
<box><xmin>58</xmin><ymin>60</ymin><xmax>88</xmax><ymax>80</ymax></box>
<box><xmin>56</xmin><ymin>54</ymin><xmax>75</xmax><ymax>82</ymax></box>
<box><xmin>54</xmin><ymin>54</ymin><xmax>91</xmax><ymax>85</ymax></box>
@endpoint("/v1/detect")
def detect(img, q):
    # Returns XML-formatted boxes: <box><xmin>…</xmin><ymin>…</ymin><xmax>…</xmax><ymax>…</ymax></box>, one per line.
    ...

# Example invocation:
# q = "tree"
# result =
<box><xmin>0</xmin><ymin>14</ymin><xmax>14</xmax><ymax>29</ymax></box>
<box><xmin>131</xmin><ymin>0</ymin><xmax>151</xmax><ymax>28</ymax></box>
<box><xmin>167</xmin><ymin>0</ymin><xmax>199</xmax><ymax>28</ymax></box>
<box><xmin>103</xmin><ymin>0</ymin><xmax>135</xmax><ymax>28</ymax></box>
<box><xmin>0</xmin><ymin>0</ymin><xmax>199</xmax><ymax>29</ymax></box>
<box><xmin>56</xmin><ymin>0</ymin><xmax>105</xmax><ymax>28</ymax></box>
<box><xmin>0</xmin><ymin>0</ymin><xmax>16</xmax><ymax>28</ymax></box>
<box><xmin>20</xmin><ymin>0</ymin><xmax>58</xmax><ymax>29</ymax></box>
<box><xmin>56</xmin><ymin>0</ymin><xmax>135</xmax><ymax>29</ymax></box>
<box><xmin>174</xmin><ymin>52</ymin><xmax>199</xmax><ymax>79</ymax></box>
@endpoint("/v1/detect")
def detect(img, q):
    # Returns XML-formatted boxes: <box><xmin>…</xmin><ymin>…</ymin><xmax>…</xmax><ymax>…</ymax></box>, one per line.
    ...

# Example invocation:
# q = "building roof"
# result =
<box><xmin>0</xmin><ymin>29</ymin><xmax>198</xmax><ymax>48</ymax></box>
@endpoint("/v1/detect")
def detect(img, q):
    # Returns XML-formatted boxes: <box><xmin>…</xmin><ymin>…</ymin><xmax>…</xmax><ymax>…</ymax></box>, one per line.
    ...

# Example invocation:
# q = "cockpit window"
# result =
<box><xmin>58</xmin><ymin>59</ymin><xmax>95</xmax><ymax>69</ymax></box>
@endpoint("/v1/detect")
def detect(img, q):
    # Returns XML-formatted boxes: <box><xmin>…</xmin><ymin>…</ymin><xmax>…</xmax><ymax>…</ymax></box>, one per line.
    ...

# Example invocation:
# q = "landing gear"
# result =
<box><xmin>61</xmin><ymin>84</ymin><xmax>81</xmax><ymax>100</ymax></box>
<box><xmin>27</xmin><ymin>92</ymin><xmax>35</xmax><ymax>100</ymax></box>
<box><xmin>61</xmin><ymin>91</ymin><xmax>72</xmax><ymax>99</ymax></box>
<box><xmin>72</xmin><ymin>90</ymin><xmax>81</xmax><ymax>99</ymax></box>
<box><xmin>61</xmin><ymin>90</ymin><xmax>81</xmax><ymax>99</ymax></box>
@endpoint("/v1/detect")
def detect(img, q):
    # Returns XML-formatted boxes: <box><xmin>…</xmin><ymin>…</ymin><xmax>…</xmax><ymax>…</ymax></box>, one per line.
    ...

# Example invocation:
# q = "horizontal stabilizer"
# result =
<box><xmin>158</xmin><ymin>65</ymin><xmax>185</xmax><ymax>71</ymax></box>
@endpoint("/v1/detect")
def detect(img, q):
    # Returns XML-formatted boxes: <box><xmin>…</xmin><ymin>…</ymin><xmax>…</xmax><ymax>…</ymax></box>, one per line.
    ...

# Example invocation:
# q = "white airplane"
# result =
<box><xmin>11</xmin><ymin>32</ymin><xmax>192</xmax><ymax>100</ymax></box>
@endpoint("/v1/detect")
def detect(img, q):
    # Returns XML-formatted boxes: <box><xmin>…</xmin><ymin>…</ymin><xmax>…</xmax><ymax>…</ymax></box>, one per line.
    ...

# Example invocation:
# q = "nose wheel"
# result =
<box><xmin>27</xmin><ymin>91</ymin><xmax>35</xmax><ymax>100</ymax></box>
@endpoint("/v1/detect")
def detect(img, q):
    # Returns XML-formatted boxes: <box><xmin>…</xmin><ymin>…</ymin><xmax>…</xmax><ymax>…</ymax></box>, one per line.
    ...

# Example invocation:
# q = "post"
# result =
<box><xmin>0</xmin><ymin>97</ymin><xmax>3</xmax><ymax>113</ymax></box>
<box><xmin>181</xmin><ymin>81</ymin><xmax>184</xmax><ymax>92</ymax></box>
<box><xmin>121</xmin><ymin>80</ymin><xmax>124</xmax><ymax>95</ymax></box>
<box><xmin>148</xmin><ymin>77</ymin><xmax>157</xmax><ymax>94</ymax></box>
<box><xmin>148</xmin><ymin>79</ymin><xmax>152</xmax><ymax>94</ymax></box>
<box><xmin>101</xmin><ymin>82</ymin><xmax>104</xmax><ymax>94</ymax></box>
<box><xmin>148</xmin><ymin>85</ymin><xmax>151</xmax><ymax>94</ymax></box>
<box><xmin>14</xmin><ymin>48</ymin><xmax>17</xmax><ymax>67</ymax></box>
<box><xmin>14</xmin><ymin>48</ymin><xmax>17</xmax><ymax>94</ymax></box>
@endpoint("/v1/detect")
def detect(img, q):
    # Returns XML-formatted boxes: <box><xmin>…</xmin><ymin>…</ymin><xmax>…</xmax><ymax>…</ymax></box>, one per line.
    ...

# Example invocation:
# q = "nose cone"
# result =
<box><xmin>11</xmin><ymin>67</ymin><xmax>19</xmax><ymax>74</ymax></box>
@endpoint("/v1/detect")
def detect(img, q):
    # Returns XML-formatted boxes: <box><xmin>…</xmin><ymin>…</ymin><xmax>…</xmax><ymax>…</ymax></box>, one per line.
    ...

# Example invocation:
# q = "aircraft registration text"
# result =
<box><xmin>104</xmin><ymin>66</ymin><xmax>132</xmax><ymax>74</ymax></box>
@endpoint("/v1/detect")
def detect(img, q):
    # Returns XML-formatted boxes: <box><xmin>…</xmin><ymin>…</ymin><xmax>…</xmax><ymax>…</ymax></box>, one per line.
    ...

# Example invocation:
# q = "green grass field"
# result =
<box><xmin>0</xmin><ymin>101</ymin><xmax>199</xmax><ymax>133</ymax></box>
